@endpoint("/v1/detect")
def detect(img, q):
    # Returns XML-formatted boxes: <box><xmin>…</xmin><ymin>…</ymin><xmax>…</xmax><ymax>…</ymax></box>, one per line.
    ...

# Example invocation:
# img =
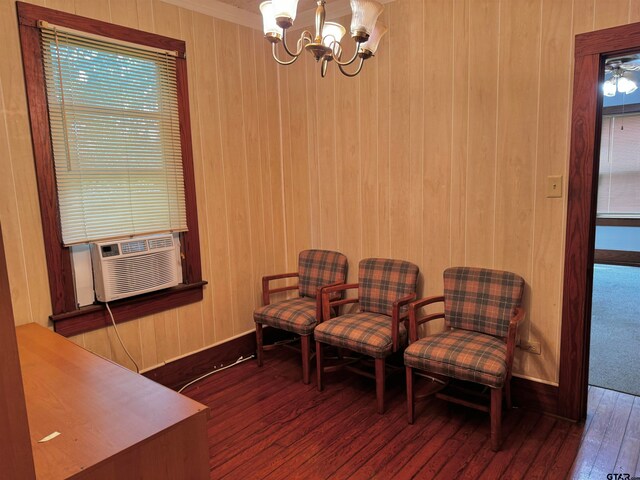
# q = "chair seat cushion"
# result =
<box><xmin>314</xmin><ymin>312</ymin><xmax>407</xmax><ymax>358</ymax></box>
<box><xmin>404</xmin><ymin>329</ymin><xmax>507</xmax><ymax>388</ymax></box>
<box><xmin>254</xmin><ymin>297</ymin><xmax>317</xmax><ymax>336</ymax></box>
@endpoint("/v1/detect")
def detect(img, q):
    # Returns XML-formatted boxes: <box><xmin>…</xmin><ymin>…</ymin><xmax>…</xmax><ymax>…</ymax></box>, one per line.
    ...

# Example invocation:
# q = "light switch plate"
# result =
<box><xmin>546</xmin><ymin>175</ymin><xmax>563</xmax><ymax>198</ymax></box>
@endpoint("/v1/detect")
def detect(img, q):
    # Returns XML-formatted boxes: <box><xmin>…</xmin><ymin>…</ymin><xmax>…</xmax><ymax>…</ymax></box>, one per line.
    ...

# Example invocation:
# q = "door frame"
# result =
<box><xmin>559</xmin><ymin>21</ymin><xmax>640</xmax><ymax>421</ymax></box>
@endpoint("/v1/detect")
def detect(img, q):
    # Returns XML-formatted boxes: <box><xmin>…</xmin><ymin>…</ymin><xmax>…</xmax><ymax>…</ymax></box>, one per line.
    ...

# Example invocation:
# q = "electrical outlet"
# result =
<box><xmin>518</xmin><ymin>340</ymin><xmax>541</xmax><ymax>355</ymax></box>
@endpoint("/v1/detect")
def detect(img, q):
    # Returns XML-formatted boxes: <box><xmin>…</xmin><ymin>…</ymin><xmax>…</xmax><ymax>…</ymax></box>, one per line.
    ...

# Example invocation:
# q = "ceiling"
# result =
<box><xmin>215</xmin><ymin>0</ymin><xmax>320</xmax><ymax>14</ymax></box>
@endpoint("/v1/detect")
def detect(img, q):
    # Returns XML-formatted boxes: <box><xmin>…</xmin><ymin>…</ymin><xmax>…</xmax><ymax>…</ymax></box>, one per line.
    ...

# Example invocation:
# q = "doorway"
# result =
<box><xmin>589</xmin><ymin>64</ymin><xmax>640</xmax><ymax>395</ymax></box>
<box><xmin>559</xmin><ymin>21</ymin><xmax>640</xmax><ymax>421</ymax></box>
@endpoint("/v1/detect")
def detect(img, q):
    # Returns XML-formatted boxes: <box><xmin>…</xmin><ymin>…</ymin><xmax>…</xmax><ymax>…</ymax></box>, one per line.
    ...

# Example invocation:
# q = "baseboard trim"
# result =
<box><xmin>143</xmin><ymin>330</ymin><xmax>257</xmax><ymax>390</ymax></box>
<box><xmin>511</xmin><ymin>376</ymin><xmax>560</xmax><ymax>416</ymax></box>
<box><xmin>144</xmin><ymin>328</ymin><xmax>562</xmax><ymax>418</ymax></box>
<box><xmin>142</xmin><ymin>326</ymin><xmax>292</xmax><ymax>390</ymax></box>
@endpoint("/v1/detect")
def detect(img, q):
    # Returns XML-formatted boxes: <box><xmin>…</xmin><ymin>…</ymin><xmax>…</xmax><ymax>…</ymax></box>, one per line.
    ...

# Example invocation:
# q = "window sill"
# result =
<box><xmin>51</xmin><ymin>281</ymin><xmax>207</xmax><ymax>337</ymax></box>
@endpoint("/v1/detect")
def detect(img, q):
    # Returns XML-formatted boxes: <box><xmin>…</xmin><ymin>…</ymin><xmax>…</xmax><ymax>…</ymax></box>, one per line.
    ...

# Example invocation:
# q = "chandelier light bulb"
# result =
<box><xmin>259</xmin><ymin>2</ymin><xmax>283</xmax><ymax>40</ymax></box>
<box><xmin>350</xmin><ymin>0</ymin><xmax>384</xmax><ymax>42</ymax></box>
<box><xmin>322</xmin><ymin>22</ymin><xmax>347</xmax><ymax>57</ymax></box>
<box><xmin>359</xmin><ymin>22</ymin><xmax>387</xmax><ymax>56</ymax></box>
<box><xmin>272</xmin><ymin>0</ymin><xmax>299</xmax><ymax>28</ymax></box>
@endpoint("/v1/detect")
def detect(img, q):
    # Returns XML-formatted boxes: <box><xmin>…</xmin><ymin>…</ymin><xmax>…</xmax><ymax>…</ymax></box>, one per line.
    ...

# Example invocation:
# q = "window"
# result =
<box><xmin>597</xmin><ymin>113</ymin><xmax>640</xmax><ymax>217</ymax></box>
<box><xmin>18</xmin><ymin>3</ymin><xmax>204</xmax><ymax>336</ymax></box>
<box><xmin>41</xmin><ymin>24</ymin><xmax>188</xmax><ymax>245</ymax></box>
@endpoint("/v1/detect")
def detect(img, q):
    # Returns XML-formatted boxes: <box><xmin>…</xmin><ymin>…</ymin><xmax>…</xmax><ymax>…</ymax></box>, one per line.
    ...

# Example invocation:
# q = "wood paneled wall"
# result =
<box><xmin>277</xmin><ymin>0</ymin><xmax>640</xmax><ymax>384</ymax></box>
<box><xmin>2</xmin><ymin>0</ymin><xmax>640</xmax><ymax>384</ymax></box>
<box><xmin>0</xmin><ymin>0</ymin><xmax>286</xmax><ymax>371</ymax></box>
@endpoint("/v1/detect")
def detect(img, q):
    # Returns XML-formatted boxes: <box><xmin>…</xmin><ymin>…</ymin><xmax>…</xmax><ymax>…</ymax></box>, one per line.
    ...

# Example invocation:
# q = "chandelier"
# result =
<box><xmin>259</xmin><ymin>0</ymin><xmax>387</xmax><ymax>78</ymax></box>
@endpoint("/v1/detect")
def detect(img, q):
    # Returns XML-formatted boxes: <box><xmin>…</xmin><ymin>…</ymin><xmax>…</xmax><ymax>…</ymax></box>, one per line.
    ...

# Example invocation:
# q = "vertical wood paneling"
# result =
<box><xmin>423</xmin><ymin>0</ymin><xmax>453</xmax><ymax>301</ymax></box>
<box><xmin>276</xmin><ymin>0</ymin><xmax>640</xmax><ymax>384</ymax></box>
<box><xmin>449</xmin><ymin>0</ymin><xmax>470</xmax><ymax>267</ymax></box>
<box><xmin>465</xmin><ymin>0</ymin><xmax>499</xmax><ymax>267</ymax></box>
<box><xmin>4</xmin><ymin>0</ymin><xmax>640</xmax><ymax>383</ymax></box>
<box><xmin>387</xmin><ymin>0</ymin><xmax>411</xmax><ymax>261</ymax></box>
<box><xmin>528</xmin><ymin>0</ymin><xmax>574</xmax><ymax>381</ymax></box>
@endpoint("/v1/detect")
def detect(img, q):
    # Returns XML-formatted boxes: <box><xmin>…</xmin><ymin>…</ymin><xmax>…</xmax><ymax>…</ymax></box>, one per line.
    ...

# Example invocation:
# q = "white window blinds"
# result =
<box><xmin>40</xmin><ymin>24</ymin><xmax>188</xmax><ymax>246</ymax></box>
<box><xmin>598</xmin><ymin>114</ymin><xmax>640</xmax><ymax>216</ymax></box>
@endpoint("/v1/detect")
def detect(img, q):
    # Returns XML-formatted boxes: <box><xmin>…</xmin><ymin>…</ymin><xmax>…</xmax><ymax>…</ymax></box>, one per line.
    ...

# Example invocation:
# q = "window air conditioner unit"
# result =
<box><xmin>90</xmin><ymin>234</ymin><xmax>181</xmax><ymax>302</ymax></box>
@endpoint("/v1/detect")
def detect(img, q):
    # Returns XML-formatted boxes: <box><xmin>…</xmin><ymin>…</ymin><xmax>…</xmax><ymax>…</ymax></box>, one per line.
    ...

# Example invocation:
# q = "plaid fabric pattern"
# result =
<box><xmin>254</xmin><ymin>297</ymin><xmax>318</xmax><ymax>335</ymax></box>
<box><xmin>444</xmin><ymin>267</ymin><xmax>524</xmax><ymax>337</ymax></box>
<box><xmin>358</xmin><ymin>258</ymin><xmax>419</xmax><ymax>316</ymax></box>
<box><xmin>314</xmin><ymin>312</ymin><xmax>407</xmax><ymax>358</ymax></box>
<box><xmin>298</xmin><ymin>250</ymin><xmax>348</xmax><ymax>299</ymax></box>
<box><xmin>404</xmin><ymin>329</ymin><xmax>508</xmax><ymax>388</ymax></box>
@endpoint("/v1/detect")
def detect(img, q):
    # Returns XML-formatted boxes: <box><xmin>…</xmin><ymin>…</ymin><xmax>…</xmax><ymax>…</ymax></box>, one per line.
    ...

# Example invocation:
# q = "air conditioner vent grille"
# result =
<box><xmin>105</xmin><ymin>250</ymin><xmax>176</xmax><ymax>296</ymax></box>
<box><xmin>121</xmin><ymin>240</ymin><xmax>147</xmax><ymax>255</ymax></box>
<box><xmin>148</xmin><ymin>237</ymin><xmax>173</xmax><ymax>250</ymax></box>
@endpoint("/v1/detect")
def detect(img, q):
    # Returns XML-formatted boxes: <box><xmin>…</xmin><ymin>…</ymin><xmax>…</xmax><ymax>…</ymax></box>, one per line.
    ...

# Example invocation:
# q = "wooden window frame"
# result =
<box><xmin>17</xmin><ymin>2</ymin><xmax>205</xmax><ymax>337</ymax></box>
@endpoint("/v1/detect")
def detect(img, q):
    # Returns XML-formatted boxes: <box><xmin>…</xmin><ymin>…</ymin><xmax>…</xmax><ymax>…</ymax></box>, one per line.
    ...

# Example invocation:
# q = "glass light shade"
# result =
<box><xmin>360</xmin><ymin>22</ymin><xmax>387</xmax><ymax>55</ymax></box>
<box><xmin>272</xmin><ymin>0</ymin><xmax>299</xmax><ymax>22</ymax></box>
<box><xmin>617</xmin><ymin>76</ymin><xmax>638</xmax><ymax>94</ymax></box>
<box><xmin>603</xmin><ymin>79</ymin><xmax>617</xmax><ymax>97</ymax></box>
<box><xmin>260</xmin><ymin>2</ymin><xmax>283</xmax><ymax>37</ymax></box>
<box><xmin>322</xmin><ymin>22</ymin><xmax>346</xmax><ymax>56</ymax></box>
<box><xmin>350</xmin><ymin>0</ymin><xmax>384</xmax><ymax>38</ymax></box>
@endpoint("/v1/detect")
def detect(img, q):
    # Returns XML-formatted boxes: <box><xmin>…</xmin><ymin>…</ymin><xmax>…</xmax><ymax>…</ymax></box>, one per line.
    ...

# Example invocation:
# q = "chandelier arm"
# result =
<box><xmin>272</xmin><ymin>43</ymin><xmax>300</xmax><ymax>66</ymax></box>
<box><xmin>338</xmin><ymin>57</ymin><xmax>365</xmax><ymax>77</ymax></box>
<box><xmin>333</xmin><ymin>42</ymin><xmax>362</xmax><ymax>66</ymax></box>
<box><xmin>281</xmin><ymin>29</ymin><xmax>314</xmax><ymax>58</ymax></box>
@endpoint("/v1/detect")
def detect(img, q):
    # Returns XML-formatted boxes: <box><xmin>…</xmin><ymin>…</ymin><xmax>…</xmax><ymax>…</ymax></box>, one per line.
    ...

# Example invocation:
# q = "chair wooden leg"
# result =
<box><xmin>406</xmin><ymin>366</ymin><xmax>415</xmax><ymax>424</ymax></box>
<box><xmin>490</xmin><ymin>387</ymin><xmax>503</xmax><ymax>451</ymax></box>
<box><xmin>301</xmin><ymin>335</ymin><xmax>311</xmax><ymax>385</ymax></box>
<box><xmin>505</xmin><ymin>378</ymin><xmax>512</xmax><ymax>409</ymax></box>
<box><xmin>375</xmin><ymin>357</ymin><xmax>385</xmax><ymax>414</ymax></box>
<box><xmin>316</xmin><ymin>341</ymin><xmax>323</xmax><ymax>391</ymax></box>
<box><xmin>255</xmin><ymin>323</ymin><xmax>263</xmax><ymax>367</ymax></box>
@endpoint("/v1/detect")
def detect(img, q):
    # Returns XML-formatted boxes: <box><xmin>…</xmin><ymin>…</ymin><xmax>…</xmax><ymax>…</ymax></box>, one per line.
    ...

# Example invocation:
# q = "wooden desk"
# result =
<box><xmin>17</xmin><ymin>323</ymin><xmax>209</xmax><ymax>479</ymax></box>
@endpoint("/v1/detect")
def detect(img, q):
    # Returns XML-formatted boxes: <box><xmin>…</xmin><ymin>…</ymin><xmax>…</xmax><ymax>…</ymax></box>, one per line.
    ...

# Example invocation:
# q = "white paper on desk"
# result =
<box><xmin>38</xmin><ymin>431</ymin><xmax>61</xmax><ymax>443</ymax></box>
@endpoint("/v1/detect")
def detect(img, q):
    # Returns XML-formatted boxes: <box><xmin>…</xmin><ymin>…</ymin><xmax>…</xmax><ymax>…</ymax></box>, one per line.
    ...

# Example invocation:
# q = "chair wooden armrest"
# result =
<box><xmin>408</xmin><ymin>295</ymin><xmax>446</xmax><ymax>342</ymax></box>
<box><xmin>261</xmin><ymin>272</ymin><xmax>299</xmax><ymax>306</ymax></box>
<box><xmin>505</xmin><ymin>306</ymin><xmax>525</xmax><ymax>376</ymax></box>
<box><xmin>321</xmin><ymin>283</ymin><xmax>359</xmax><ymax>323</ymax></box>
<box><xmin>315</xmin><ymin>280</ymin><xmax>347</xmax><ymax>323</ymax></box>
<box><xmin>391</xmin><ymin>293</ymin><xmax>417</xmax><ymax>351</ymax></box>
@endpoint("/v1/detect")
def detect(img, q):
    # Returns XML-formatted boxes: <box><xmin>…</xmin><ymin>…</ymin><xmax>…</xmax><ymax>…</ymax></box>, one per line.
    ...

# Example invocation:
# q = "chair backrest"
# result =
<box><xmin>443</xmin><ymin>267</ymin><xmax>524</xmax><ymax>338</ymax></box>
<box><xmin>298</xmin><ymin>250</ymin><xmax>348</xmax><ymax>299</ymax></box>
<box><xmin>358</xmin><ymin>258</ymin><xmax>419</xmax><ymax>316</ymax></box>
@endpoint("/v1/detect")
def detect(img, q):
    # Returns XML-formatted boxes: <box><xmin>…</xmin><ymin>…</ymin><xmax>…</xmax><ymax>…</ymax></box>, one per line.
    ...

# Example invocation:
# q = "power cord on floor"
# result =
<box><xmin>177</xmin><ymin>355</ymin><xmax>255</xmax><ymax>393</ymax></box>
<box><xmin>105</xmin><ymin>302</ymin><xmax>140</xmax><ymax>373</ymax></box>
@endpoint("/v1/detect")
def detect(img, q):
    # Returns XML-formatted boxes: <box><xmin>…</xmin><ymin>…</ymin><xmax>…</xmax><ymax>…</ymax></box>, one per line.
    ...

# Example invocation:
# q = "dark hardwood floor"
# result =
<box><xmin>182</xmin><ymin>349</ymin><xmax>640</xmax><ymax>479</ymax></box>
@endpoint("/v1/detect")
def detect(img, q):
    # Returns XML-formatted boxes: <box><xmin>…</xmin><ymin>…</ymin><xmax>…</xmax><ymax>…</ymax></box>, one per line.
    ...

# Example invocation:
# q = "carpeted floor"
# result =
<box><xmin>589</xmin><ymin>264</ymin><xmax>640</xmax><ymax>396</ymax></box>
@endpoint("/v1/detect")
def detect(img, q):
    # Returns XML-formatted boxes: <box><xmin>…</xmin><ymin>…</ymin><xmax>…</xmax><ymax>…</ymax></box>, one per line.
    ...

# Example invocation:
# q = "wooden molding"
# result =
<box><xmin>143</xmin><ymin>329</ymin><xmax>257</xmax><ymax>390</ymax></box>
<box><xmin>559</xmin><ymin>20</ymin><xmax>640</xmax><ymax>422</ymax></box>
<box><xmin>511</xmin><ymin>376</ymin><xmax>559</xmax><ymax>417</ymax></box>
<box><xmin>595</xmin><ymin>217</ymin><xmax>640</xmax><ymax>226</ymax></box>
<box><xmin>51</xmin><ymin>282</ymin><xmax>206</xmax><ymax>337</ymax></box>
<box><xmin>602</xmin><ymin>103</ymin><xmax>640</xmax><ymax>116</ymax></box>
<box><xmin>594</xmin><ymin>249</ymin><xmax>640</xmax><ymax>266</ymax></box>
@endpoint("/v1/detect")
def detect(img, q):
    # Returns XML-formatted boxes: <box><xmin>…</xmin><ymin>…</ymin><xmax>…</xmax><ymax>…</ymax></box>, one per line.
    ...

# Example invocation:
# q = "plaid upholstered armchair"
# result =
<box><xmin>315</xmin><ymin>258</ymin><xmax>419</xmax><ymax>413</ymax></box>
<box><xmin>404</xmin><ymin>267</ymin><xmax>525</xmax><ymax>451</ymax></box>
<box><xmin>254</xmin><ymin>250</ymin><xmax>348</xmax><ymax>384</ymax></box>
